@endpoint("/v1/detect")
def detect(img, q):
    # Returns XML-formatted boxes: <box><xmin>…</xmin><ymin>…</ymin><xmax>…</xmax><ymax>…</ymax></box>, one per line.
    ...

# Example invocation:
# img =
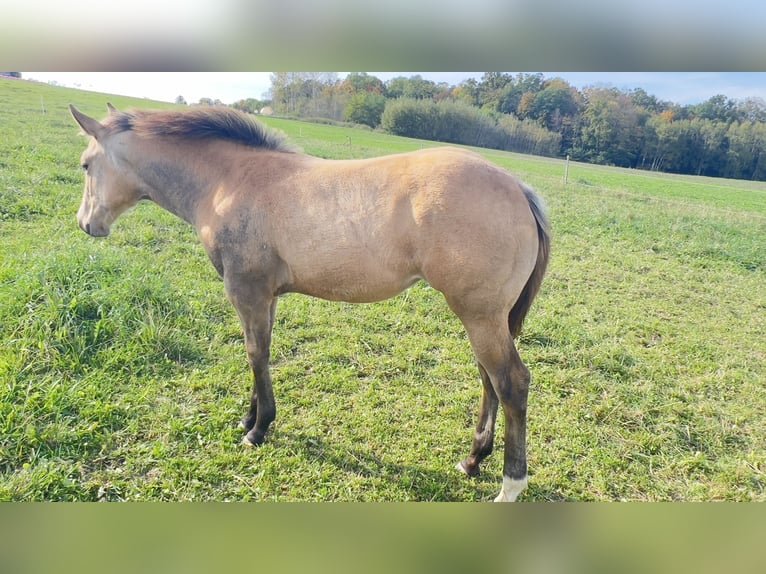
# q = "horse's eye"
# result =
<box><xmin>81</xmin><ymin>163</ymin><xmax>89</xmax><ymax>172</ymax></box>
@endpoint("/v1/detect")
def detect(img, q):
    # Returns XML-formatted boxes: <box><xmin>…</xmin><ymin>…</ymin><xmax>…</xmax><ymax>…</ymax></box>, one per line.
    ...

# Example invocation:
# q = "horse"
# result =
<box><xmin>69</xmin><ymin>104</ymin><xmax>550</xmax><ymax>501</ymax></box>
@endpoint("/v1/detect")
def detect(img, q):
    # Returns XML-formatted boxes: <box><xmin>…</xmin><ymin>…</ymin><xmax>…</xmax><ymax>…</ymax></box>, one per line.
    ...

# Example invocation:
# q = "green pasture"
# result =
<box><xmin>1</xmin><ymin>77</ymin><xmax>764</xmax><ymax>500</ymax></box>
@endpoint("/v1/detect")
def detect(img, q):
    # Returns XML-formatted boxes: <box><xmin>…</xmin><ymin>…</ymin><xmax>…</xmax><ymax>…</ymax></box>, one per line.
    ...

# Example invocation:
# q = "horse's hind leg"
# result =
<box><xmin>459</xmin><ymin>314</ymin><xmax>530</xmax><ymax>502</ymax></box>
<box><xmin>457</xmin><ymin>363</ymin><xmax>499</xmax><ymax>477</ymax></box>
<box><xmin>492</xmin><ymin>340</ymin><xmax>530</xmax><ymax>502</ymax></box>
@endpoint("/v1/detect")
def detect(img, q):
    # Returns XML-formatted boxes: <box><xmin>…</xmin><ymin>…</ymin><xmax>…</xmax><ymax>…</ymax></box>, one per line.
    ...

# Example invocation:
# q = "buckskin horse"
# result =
<box><xmin>70</xmin><ymin>104</ymin><xmax>550</xmax><ymax>501</ymax></box>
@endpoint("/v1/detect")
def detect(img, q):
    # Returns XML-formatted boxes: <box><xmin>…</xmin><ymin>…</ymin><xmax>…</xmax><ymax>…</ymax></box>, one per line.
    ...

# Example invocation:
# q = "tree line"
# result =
<box><xmin>232</xmin><ymin>72</ymin><xmax>766</xmax><ymax>181</ymax></box>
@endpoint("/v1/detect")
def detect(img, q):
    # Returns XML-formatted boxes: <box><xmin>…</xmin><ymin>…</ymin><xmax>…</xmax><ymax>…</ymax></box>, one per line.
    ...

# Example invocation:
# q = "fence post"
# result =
<box><xmin>564</xmin><ymin>154</ymin><xmax>570</xmax><ymax>184</ymax></box>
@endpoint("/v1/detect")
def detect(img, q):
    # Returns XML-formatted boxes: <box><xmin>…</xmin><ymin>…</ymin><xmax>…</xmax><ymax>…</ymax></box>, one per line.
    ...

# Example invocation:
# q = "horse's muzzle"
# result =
<box><xmin>79</xmin><ymin>219</ymin><xmax>109</xmax><ymax>237</ymax></box>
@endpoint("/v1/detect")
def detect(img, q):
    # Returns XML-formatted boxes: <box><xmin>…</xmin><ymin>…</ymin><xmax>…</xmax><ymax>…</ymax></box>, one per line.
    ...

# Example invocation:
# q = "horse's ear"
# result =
<box><xmin>106</xmin><ymin>103</ymin><xmax>118</xmax><ymax>115</ymax></box>
<box><xmin>69</xmin><ymin>105</ymin><xmax>106</xmax><ymax>139</ymax></box>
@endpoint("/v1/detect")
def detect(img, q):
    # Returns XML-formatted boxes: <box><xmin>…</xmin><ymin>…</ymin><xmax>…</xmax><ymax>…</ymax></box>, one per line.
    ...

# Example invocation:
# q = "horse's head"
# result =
<box><xmin>70</xmin><ymin>104</ymin><xmax>144</xmax><ymax>237</ymax></box>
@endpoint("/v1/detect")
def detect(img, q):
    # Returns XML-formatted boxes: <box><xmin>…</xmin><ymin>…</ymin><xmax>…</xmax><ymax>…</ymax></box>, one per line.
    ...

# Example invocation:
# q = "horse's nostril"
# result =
<box><xmin>85</xmin><ymin>223</ymin><xmax>91</xmax><ymax>235</ymax></box>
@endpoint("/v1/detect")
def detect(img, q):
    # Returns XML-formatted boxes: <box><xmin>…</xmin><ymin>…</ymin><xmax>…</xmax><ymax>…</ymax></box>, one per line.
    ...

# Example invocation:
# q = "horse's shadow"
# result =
<box><xmin>264</xmin><ymin>429</ymin><xmax>503</xmax><ymax>501</ymax></box>
<box><xmin>265</xmin><ymin>429</ymin><xmax>576</xmax><ymax>501</ymax></box>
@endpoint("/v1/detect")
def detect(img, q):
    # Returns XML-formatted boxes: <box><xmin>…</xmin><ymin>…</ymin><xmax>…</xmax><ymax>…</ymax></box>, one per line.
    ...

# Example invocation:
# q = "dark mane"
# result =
<box><xmin>103</xmin><ymin>107</ymin><xmax>298</xmax><ymax>152</ymax></box>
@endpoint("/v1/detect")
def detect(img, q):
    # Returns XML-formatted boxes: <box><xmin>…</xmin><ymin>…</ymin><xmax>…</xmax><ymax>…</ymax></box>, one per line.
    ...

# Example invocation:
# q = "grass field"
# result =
<box><xmin>1</xmin><ymin>77</ymin><xmax>764</xmax><ymax>501</ymax></box>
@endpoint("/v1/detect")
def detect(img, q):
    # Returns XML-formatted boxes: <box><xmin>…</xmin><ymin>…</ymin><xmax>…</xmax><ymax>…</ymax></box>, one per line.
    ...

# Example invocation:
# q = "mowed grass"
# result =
<box><xmin>1</xmin><ymin>77</ymin><xmax>764</xmax><ymax>501</ymax></box>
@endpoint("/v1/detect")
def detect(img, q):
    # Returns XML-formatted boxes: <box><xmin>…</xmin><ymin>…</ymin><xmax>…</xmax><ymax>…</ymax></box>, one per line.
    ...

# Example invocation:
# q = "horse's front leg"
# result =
<box><xmin>226</xmin><ymin>276</ymin><xmax>278</xmax><ymax>446</ymax></box>
<box><xmin>241</xmin><ymin>297</ymin><xmax>278</xmax><ymax>445</ymax></box>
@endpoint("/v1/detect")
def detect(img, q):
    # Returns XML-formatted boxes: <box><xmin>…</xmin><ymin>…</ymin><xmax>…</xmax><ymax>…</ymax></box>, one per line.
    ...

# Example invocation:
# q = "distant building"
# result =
<box><xmin>259</xmin><ymin>106</ymin><xmax>274</xmax><ymax>116</ymax></box>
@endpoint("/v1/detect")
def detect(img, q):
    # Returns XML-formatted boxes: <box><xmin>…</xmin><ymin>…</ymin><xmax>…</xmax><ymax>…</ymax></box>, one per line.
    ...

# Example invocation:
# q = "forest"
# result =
<box><xmin>231</xmin><ymin>72</ymin><xmax>766</xmax><ymax>181</ymax></box>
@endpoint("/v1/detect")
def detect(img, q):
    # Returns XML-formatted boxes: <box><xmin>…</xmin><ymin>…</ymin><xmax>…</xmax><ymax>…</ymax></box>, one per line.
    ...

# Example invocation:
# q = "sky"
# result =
<box><xmin>23</xmin><ymin>72</ymin><xmax>766</xmax><ymax>107</ymax></box>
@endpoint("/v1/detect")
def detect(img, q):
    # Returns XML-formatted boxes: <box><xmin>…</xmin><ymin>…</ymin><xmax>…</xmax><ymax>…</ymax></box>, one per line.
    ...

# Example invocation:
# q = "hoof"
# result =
<box><xmin>456</xmin><ymin>459</ymin><xmax>480</xmax><ymax>478</ymax></box>
<box><xmin>241</xmin><ymin>428</ymin><xmax>267</xmax><ymax>448</ymax></box>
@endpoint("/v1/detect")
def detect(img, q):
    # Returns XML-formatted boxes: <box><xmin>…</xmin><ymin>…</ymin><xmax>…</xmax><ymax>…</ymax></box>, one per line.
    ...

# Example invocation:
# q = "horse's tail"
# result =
<box><xmin>509</xmin><ymin>183</ymin><xmax>551</xmax><ymax>339</ymax></box>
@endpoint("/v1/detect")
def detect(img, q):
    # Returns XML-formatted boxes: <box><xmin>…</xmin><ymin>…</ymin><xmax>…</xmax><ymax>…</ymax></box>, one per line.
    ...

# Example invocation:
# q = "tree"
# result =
<box><xmin>452</xmin><ymin>79</ymin><xmax>480</xmax><ymax>107</ymax></box>
<box><xmin>175</xmin><ymin>95</ymin><xmax>187</xmax><ymax>105</ymax></box>
<box><xmin>344</xmin><ymin>92</ymin><xmax>386</xmax><ymax>127</ymax></box>
<box><xmin>480</xmin><ymin>73</ymin><xmax>544</xmax><ymax>115</ymax></box>
<box><xmin>736</xmin><ymin>97</ymin><xmax>766</xmax><ymax>123</ymax></box>
<box><xmin>270</xmin><ymin>72</ymin><xmax>345</xmax><ymax>119</ymax></box>
<box><xmin>692</xmin><ymin>95</ymin><xmax>737</xmax><ymax>123</ymax></box>
<box><xmin>476</xmin><ymin>72</ymin><xmax>514</xmax><ymax>111</ymax></box>
<box><xmin>523</xmin><ymin>78</ymin><xmax>579</xmax><ymax>132</ymax></box>
<box><xmin>385</xmin><ymin>75</ymin><xmax>439</xmax><ymax>100</ymax></box>
<box><xmin>496</xmin><ymin>73</ymin><xmax>545</xmax><ymax>116</ymax></box>
<box><xmin>497</xmin><ymin>114</ymin><xmax>561</xmax><ymax>156</ymax></box>
<box><xmin>641</xmin><ymin>113</ymin><xmax>682</xmax><ymax>172</ymax></box>
<box><xmin>232</xmin><ymin>98</ymin><xmax>263</xmax><ymax>114</ymax></box>
<box><xmin>516</xmin><ymin>92</ymin><xmax>537</xmax><ymax>120</ymax></box>
<box><xmin>629</xmin><ymin>87</ymin><xmax>666</xmax><ymax>113</ymax></box>
<box><xmin>496</xmin><ymin>83</ymin><xmax>523</xmax><ymax>115</ymax></box>
<box><xmin>575</xmin><ymin>87</ymin><xmax>647</xmax><ymax>167</ymax></box>
<box><xmin>270</xmin><ymin>72</ymin><xmax>306</xmax><ymax>115</ymax></box>
<box><xmin>726</xmin><ymin>121</ymin><xmax>766</xmax><ymax>180</ymax></box>
<box><xmin>380</xmin><ymin>98</ymin><xmax>438</xmax><ymax>140</ymax></box>
<box><xmin>343</xmin><ymin>72</ymin><xmax>385</xmax><ymax>95</ymax></box>
<box><xmin>696</xmin><ymin>119</ymin><xmax>729</xmax><ymax>176</ymax></box>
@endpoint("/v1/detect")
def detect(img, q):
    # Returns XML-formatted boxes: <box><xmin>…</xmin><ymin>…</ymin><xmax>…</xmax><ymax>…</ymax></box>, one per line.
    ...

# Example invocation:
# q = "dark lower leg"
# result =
<box><xmin>493</xmin><ymin>364</ymin><xmax>529</xmax><ymax>501</ymax></box>
<box><xmin>240</xmin><ymin>299</ymin><xmax>277</xmax><ymax>446</ymax></box>
<box><xmin>501</xmin><ymin>401</ymin><xmax>527</xmax><ymax>480</ymax></box>
<box><xmin>500</xmin><ymin>352</ymin><xmax>530</xmax><ymax>482</ymax></box>
<box><xmin>242</xmin><ymin>346</ymin><xmax>276</xmax><ymax>445</ymax></box>
<box><xmin>460</xmin><ymin>364</ymin><xmax>499</xmax><ymax>476</ymax></box>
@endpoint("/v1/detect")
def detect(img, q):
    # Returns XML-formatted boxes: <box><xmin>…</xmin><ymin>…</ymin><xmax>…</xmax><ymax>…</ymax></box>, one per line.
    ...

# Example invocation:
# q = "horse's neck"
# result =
<box><xmin>137</xmin><ymin>146</ymin><xmax>217</xmax><ymax>228</ymax></box>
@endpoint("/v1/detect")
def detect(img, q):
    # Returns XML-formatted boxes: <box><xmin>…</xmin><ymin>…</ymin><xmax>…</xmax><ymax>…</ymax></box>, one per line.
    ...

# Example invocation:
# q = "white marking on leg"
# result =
<box><xmin>494</xmin><ymin>475</ymin><xmax>527</xmax><ymax>502</ymax></box>
<box><xmin>456</xmin><ymin>461</ymin><xmax>469</xmax><ymax>476</ymax></box>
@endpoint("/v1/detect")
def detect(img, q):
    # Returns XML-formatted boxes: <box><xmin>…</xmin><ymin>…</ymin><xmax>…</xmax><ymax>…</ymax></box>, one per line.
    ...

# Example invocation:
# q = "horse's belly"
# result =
<box><xmin>290</xmin><ymin>264</ymin><xmax>421</xmax><ymax>303</ymax></box>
